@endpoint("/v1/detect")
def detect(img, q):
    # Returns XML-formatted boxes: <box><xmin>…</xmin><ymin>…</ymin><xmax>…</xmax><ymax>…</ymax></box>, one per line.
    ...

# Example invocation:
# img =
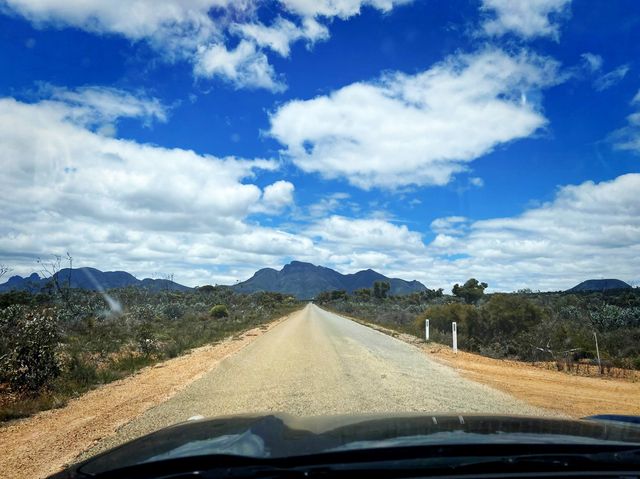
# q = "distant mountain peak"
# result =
<box><xmin>282</xmin><ymin>261</ymin><xmax>315</xmax><ymax>270</ymax></box>
<box><xmin>232</xmin><ymin>261</ymin><xmax>426</xmax><ymax>299</ymax></box>
<box><xmin>567</xmin><ymin>278</ymin><xmax>631</xmax><ymax>292</ymax></box>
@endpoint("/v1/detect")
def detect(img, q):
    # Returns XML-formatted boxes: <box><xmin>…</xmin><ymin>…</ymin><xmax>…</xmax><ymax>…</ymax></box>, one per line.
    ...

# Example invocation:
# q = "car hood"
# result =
<box><xmin>69</xmin><ymin>413</ymin><xmax>640</xmax><ymax>476</ymax></box>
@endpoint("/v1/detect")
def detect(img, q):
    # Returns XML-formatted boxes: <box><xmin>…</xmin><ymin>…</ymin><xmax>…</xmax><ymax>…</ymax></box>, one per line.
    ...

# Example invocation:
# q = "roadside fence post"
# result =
<box><xmin>594</xmin><ymin>331</ymin><xmax>602</xmax><ymax>374</ymax></box>
<box><xmin>452</xmin><ymin>322</ymin><xmax>458</xmax><ymax>354</ymax></box>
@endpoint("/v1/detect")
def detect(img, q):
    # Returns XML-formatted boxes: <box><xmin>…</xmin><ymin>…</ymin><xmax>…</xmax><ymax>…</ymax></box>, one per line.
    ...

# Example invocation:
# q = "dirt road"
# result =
<box><xmin>84</xmin><ymin>304</ymin><xmax>547</xmax><ymax>458</ymax></box>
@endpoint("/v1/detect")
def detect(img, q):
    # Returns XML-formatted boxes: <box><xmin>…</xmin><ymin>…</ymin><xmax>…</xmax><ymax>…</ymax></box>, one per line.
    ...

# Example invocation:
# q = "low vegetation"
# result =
<box><xmin>317</xmin><ymin>280</ymin><xmax>640</xmax><ymax>374</ymax></box>
<box><xmin>0</xmin><ymin>286</ymin><xmax>300</xmax><ymax>421</ymax></box>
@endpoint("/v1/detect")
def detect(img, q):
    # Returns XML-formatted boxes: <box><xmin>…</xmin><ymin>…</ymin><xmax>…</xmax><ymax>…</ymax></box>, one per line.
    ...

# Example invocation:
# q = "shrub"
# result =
<box><xmin>0</xmin><ymin>307</ymin><xmax>60</xmax><ymax>393</ymax></box>
<box><xmin>0</xmin><ymin>290</ymin><xmax>34</xmax><ymax>309</ymax></box>
<box><xmin>416</xmin><ymin>303</ymin><xmax>478</xmax><ymax>338</ymax></box>
<box><xmin>64</xmin><ymin>353</ymin><xmax>99</xmax><ymax>390</ymax></box>
<box><xmin>209</xmin><ymin>304</ymin><xmax>229</xmax><ymax>318</ymax></box>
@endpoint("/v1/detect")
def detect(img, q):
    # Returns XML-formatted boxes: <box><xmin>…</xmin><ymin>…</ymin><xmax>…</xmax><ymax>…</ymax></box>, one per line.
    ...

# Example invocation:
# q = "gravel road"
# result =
<box><xmin>84</xmin><ymin>304</ymin><xmax>546</xmax><ymax>457</ymax></box>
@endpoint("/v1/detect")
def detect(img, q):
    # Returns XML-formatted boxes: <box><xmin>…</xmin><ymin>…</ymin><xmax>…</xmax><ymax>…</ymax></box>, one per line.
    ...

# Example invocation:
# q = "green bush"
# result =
<box><xmin>0</xmin><ymin>307</ymin><xmax>60</xmax><ymax>393</ymax></box>
<box><xmin>417</xmin><ymin>302</ymin><xmax>477</xmax><ymax>334</ymax></box>
<box><xmin>63</xmin><ymin>353</ymin><xmax>99</xmax><ymax>390</ymax></box>
<box><xmin>209</xmin><ymin>304</ymin><xmax>229</xmax><ymax>318</ymax></box>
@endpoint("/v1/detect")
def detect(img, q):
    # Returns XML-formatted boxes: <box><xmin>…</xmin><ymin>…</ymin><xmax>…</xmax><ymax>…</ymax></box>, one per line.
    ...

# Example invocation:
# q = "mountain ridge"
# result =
<box><xmin>232</xmin><ymin>261</ymin><xmax>427</xmax><ymax>299</ymax></box>
<box><xmin>0</xmin><ymin>267</ymin><xmax>191</xmax><ymax>293</ymax></box>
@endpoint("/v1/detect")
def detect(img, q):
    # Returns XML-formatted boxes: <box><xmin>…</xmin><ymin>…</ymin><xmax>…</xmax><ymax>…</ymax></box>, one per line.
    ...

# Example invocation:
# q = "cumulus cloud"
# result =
<box><xmin>307</xmin><ymin>215</ymin><xmax>425</xmax><ymax>252</ymax></box>
<box><xmin>194</xmin><ymin>40</ymin><xmax>285</xmax><ymax>91</ymax></box>
<box><xmin>427</xmin><ymin>173</ymin><xmax>640</xmax><ymax>291</ymax></box>
<box><xmin>481</xmin><ymin>0</ymin><xmax>571</xmax><ymax>40</ymax></box>
<box><xmin>269</xmin><ymin>49</ymin><xmax>561</xmax><ymax>189</ymax></box>
<box><xmin>304</xmin><ymin>174</ymin><xmax>640</xmax><ymax>292</ymax></box>
<box><xmin>0</xmin><ymin>92</ymin><xmax>309</xmax><ymax>285</ymax></box>
<box><xmin>255</xmin><ymin>180</ymin><xmax>296</xmax><ymax>213</ymax></box>
<box><xmin>2</xmin><ymin>97</ymin><xmax>637</xmax><ymax>293</ymax></box>
<box><xmin>593</xmin><ymin>64</ymin><xmax>630</xmax><ymax>91</ymax></box>
<box><xmin>0</xmin><ymin>0</ymin><xmax>411</xmax><ymax>91</ymax></box>
<box><xmin>0</xmin><ymin>0</ymin><xmax>226</xmax><ymax>41</ymax></box>
<box><xmin>0</xmin><ymin>96</ymin><xmax>282</xmax><ymax>229</ymax></box>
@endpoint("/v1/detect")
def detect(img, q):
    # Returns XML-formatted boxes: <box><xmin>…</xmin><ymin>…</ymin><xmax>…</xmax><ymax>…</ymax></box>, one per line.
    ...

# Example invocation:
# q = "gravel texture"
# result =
<box><xmin>84</xmin><ymin>304</ymin><xmax>548</xmax><ymax>458</ymax></box>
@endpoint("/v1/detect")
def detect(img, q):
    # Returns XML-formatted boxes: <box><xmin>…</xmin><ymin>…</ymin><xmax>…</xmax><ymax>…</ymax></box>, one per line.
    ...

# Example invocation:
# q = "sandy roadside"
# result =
<box><xmin>0</xmin><ymin>311</ymin><xmax>296</xmax><ymax>479</ymax></box>
<box><xmin>346</xmin><ymin>316</ymin><xmax>640</xmax><ymax>419</ymax></box>
<box><xmin>426</xmin><ymin>346</ymin><xmax>640</xmax><ymax>418</ymax></box>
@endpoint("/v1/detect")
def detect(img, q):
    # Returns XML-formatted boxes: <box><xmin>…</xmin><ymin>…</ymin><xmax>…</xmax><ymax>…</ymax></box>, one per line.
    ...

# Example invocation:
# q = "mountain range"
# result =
<box><xmin>231</xmin><ymin>261</ymin><xmax>427</xmax><ymax>299</ymax></box>
<box><xmin>4</xmin><ymin>263</ymin><xmax>628</xmax><ymax>298</ymax></box>
<box><xmin>0</xmin><ymin>262</ymin><xmax>426</xmax><ymax>298</ymax></box>
<box><xmin>0</xmin><ymin>267</ymin><xmax>191</xmax><ymax>293</ymax></box>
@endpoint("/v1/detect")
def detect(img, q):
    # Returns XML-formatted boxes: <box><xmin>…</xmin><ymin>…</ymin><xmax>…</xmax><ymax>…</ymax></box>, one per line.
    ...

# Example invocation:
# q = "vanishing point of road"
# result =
<box><xmin>89</xmin><ymin>303</ymin><xmax>544</xmax><ymax>454</ymax></box>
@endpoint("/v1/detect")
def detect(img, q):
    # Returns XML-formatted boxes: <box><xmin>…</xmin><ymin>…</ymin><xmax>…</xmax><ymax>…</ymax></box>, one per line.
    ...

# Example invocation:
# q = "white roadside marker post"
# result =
<box><xmin>594</xmin><ymin>331</ymin><xmax>602</xmax><ymax>374</ymax></box>
<box><xmin>425</xmin><ymin>319</ymin><xmax>430</xmax><ymax>341</ymax></box>
<box><xmin>452</xmin><ymin>322</ymin><xmax>458</xmax><ymax>354</ymax></box>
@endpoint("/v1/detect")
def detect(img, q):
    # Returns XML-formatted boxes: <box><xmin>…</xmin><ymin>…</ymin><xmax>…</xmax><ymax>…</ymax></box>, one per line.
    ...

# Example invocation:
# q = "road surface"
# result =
<box><xmin>85</xmin><ymin>304</ymin><xmax>545</xmax><ymax>456</ymax></box>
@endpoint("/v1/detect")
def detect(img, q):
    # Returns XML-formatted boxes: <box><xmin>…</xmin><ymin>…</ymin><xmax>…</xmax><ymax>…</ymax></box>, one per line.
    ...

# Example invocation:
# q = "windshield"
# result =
<box><xmin>0</xmin><ymin>1</ymin><xmax>639</xmax><ymax>478</ymax></box>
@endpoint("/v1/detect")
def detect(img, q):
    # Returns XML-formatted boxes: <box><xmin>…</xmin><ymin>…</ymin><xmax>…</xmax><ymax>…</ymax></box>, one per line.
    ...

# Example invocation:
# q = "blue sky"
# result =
<box><xmin>0</xmin><ymin>0</ymin><xmax>639</xmax><ymax>291</ymax></box>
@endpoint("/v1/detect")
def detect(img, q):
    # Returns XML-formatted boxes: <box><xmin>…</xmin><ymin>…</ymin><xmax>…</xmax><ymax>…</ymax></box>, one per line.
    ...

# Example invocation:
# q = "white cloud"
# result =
<box><xmin>430</xmin><ymin>216</ymin><xmax>469</xmax><ymax>236</ymax></box>
<box><xmin>593</xmin><ymin>64</ymin><xmax>630</xmax><ymax>92</ymax></box>
<box><xmin>581</xmin><ymin>52</ymin><xmax>603</xmax><ymax>73</ymax></box>
<box><xmin>302</xmin><ymin>174</ymin><xmax>640</xmax><ymax>293</ymax></box>
<box><xmin>280</xmin><ymin>0</ymin><xmax>412</xmax><ymax>19</ymax></box>
<box><xmin>194</xmin><ymin>40</ymin><xmax>285</xmax><ymax>91</ymax></box>
<box><xmin>307</xmin><ymin>215</ymin><xmax>425</xmax><ymax>252</ymax></box>
<box><xmin>433</xmin><ymin>173</ymin><xmax>640</xmax><ymax>290</ymax></box>
<box><xmin>269</xmin><ymin>49</ymin><xmax>561</xmax><ymax>189</ymax></box>
<box><xmin>610</xmin><ymin>90</ymin><xmax>640</xmax><ymax>152</ymax></box>
<box><xmin>0</xmin><ymin>0</ymin><xmax>227</xmax><ymax>41</ymax></box>
<box><xmin>0</xmin><ymin>92</ymin><xmax>312</xmax><ymax>285</ymax></box>
<box><xmin>38</xmin><ymin>85</ymin><xmax>168</xmax><ymax>131</ymax></box>
<box><xmin>259</xmin><ymin>180</ymin><xmax>296</xmax><ymax>212</ymax></box>
<box><xmin>231</xmin><ymin>16</ymin><xmax>328</xmax><ymax>57</ymax></box>
<box><xmin>1</xmin><ymin>96</ymin><xmax>637</xmax><ymax>294</ymax></box>
<box><xmin>481</xmin><ymin>0</ymin><xmax>571</xmax><ymax>40</ymax></box>
<box><xmin>0</xmin><ymin>0</ymin><xmax>411</xmax><ymax>92</ymax></box>
<box><xmin>307</xmin><ymin>192</ymin><xmax>351</xmax><ymax>218</ymax></box>
<box><xmin>469</xmin><ymin>177</ymin><xmax>484</xmax><ymax>187</ymax></box>
<box><xmin>0</xmin><ymin>96</ymin><xmax>281</xmax><ymax>230</ymax></box>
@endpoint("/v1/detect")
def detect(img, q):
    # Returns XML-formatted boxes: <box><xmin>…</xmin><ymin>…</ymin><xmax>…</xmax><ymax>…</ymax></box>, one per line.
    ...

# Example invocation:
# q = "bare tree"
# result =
<box><xmin>37</xmin><ymin>253</ymin><xmax>73</xmax><ymax>301</ymax></box>
<box><xmin>0</xmin><ymin>264</ymin><xmax>11</xmax><ymax>282</ymax></box>
<box><xmin>37</xmin><ymin>254</ymin><xmax>62</xmax><ymax>293</ymax></box>
<box><xmin>158</xmin><ymin>272</ymin><xmax>175</xmax><ymax>292</ymax></box>
<box><xmin>66</xmin><ymin>252</ymin><xmax>73</xmax><ymax>291</ymax></box>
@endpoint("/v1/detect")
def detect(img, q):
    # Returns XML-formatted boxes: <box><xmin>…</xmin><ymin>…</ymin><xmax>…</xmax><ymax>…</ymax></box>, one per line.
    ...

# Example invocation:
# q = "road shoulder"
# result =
<box><xmin>321</xmin><ymin>307</ymin><xmax>640</xmax><ymax>419</ymax></box>
<box><xmin>0</xmin><ymin>310</ymin><xmax>297</xmax><ymax>479</ymax></box>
